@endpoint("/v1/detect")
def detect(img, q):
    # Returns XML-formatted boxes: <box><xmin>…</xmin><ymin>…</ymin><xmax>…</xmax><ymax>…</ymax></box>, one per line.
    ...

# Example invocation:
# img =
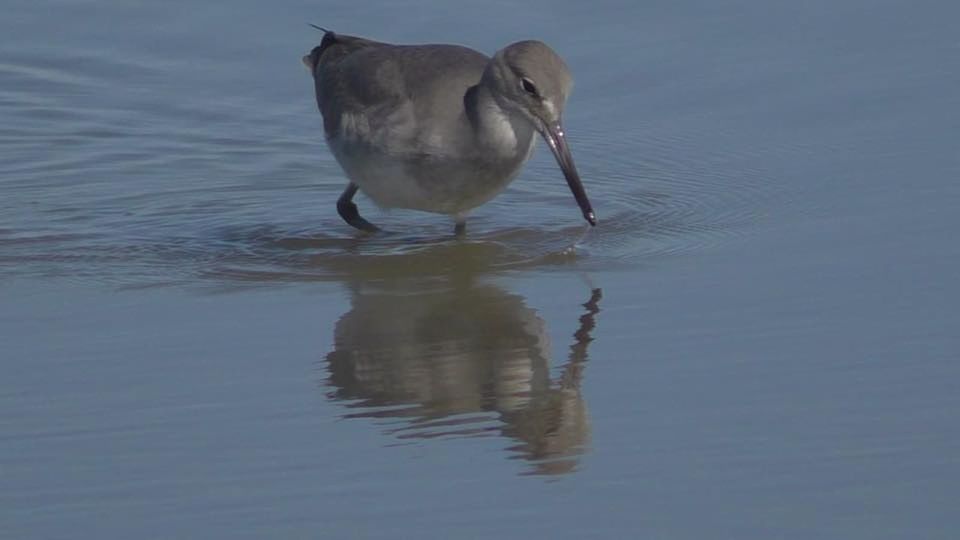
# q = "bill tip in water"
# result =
<box><xmin>563</xmin><ymin>220</ymin><xmax>594</xmax><ymax>254</ymax></box>
<box><xmin>586</xmin><ymin>211</ymin><xmax>597</xmax><ymax>226</ymax></box>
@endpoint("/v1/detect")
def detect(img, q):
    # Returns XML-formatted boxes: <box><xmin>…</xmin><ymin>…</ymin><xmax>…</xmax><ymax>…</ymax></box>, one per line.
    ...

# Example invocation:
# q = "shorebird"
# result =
<box><xmin>303</xmin><ymin>28</ymin><xmax>596</xmax><ymax>234</ymax></box>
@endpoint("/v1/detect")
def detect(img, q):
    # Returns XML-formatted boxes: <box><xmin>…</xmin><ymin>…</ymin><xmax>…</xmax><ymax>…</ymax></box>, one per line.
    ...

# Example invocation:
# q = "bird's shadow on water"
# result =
<box><xmin>322</xmin><ymin>273</ymin><xmax>603</xmax><ymax>477</ymax></box>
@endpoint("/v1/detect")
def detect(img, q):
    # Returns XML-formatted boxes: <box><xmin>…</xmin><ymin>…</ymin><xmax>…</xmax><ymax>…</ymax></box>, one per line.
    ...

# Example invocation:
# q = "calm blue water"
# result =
<box><xmin>2</xmin><ymin>0</ymin><xmax>959</xmax><ymax>538</ymax></box>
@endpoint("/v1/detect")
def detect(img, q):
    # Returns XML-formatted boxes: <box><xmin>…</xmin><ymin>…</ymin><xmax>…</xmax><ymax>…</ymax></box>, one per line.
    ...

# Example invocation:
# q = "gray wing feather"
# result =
<box><xmin>310</xmin><ymin>33</ymin><xmax>489</xmax><ymax>156</ymax></box>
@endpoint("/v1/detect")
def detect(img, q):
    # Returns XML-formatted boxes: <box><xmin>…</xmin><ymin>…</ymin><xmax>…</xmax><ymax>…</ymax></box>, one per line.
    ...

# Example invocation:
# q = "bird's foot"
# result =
<box><xmin>337</xmin><ymin>199</ymin><xmax>380</xmax><ymax>232</ymax></box>
<box><xmin>452</xmin><ymin>212</ymin><xmax>469</xmax><ymax>237</ymax></box>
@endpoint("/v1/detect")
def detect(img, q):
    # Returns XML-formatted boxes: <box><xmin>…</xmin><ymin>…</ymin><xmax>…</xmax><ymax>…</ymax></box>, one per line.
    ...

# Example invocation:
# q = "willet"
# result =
<box><xmin>302</xmin><ymin>28</ymin><xmax>596</xmax><ymax>234</ymax></box>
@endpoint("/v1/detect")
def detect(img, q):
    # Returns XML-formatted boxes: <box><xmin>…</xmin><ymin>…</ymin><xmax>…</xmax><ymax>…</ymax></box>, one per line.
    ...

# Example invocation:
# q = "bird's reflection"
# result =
<box><xmin>324</xmin><ymin>280</ymin><xmax>601</xmax><ymax>476</ymax></box>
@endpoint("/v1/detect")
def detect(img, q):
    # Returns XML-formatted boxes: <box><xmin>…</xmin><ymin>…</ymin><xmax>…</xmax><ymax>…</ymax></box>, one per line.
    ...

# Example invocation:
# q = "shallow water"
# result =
<box><xmin>2</xmin><ymin>0</ymin><xmax>959</xmax><ymax>538</ymax></box>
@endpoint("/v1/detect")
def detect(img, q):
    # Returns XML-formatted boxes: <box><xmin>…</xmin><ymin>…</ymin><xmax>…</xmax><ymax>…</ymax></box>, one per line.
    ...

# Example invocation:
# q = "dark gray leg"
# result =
<box><xmin>337</xmin><ymin>183</ymin><xmax>380</xmax><ymax>232</ymax></box>
<box><xmin>453</xmin><ymin>214</ymin><xmax>467</xmax><ymax>236</ymax></box>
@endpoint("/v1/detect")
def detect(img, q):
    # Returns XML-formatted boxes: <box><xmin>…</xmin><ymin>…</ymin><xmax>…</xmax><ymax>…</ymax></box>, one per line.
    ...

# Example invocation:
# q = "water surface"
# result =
<box><xmin>2</xmin><ymin>0</ymin><xmax>958</xmax><ymax>538</ymax></box>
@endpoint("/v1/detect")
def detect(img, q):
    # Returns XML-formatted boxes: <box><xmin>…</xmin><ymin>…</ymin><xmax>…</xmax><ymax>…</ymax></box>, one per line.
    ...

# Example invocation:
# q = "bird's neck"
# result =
<box><xmin>465</xmin><ymin>85</ymin><xmax>535</xmax><ymax>159</ymax></box>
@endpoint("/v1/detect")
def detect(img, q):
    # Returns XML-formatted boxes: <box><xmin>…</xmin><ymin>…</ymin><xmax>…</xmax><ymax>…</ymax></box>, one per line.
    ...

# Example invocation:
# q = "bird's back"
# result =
<box><xmin>305</xmin><ymin>32</ymin><xmax>490</xmax><ymax>157</ymax></box>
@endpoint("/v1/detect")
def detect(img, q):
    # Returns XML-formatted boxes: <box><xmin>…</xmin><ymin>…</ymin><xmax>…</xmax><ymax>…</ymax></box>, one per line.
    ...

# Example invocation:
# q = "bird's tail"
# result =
<box><xmin>303</xmin><ymin>26</ymin><xmax>386</xmax><ymax>73</ymax></box>
<box><xmin>302</xmin><ymin>24</ymin><xmax>338</xmax><ymax>72</ymax></box>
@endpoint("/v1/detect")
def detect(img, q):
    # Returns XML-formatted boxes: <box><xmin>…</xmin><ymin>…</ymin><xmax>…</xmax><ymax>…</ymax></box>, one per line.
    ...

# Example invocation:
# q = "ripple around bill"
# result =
<box><xmin>570</xmin><ymin>121</ymin><xmax>780</xmax><ymax>260</ymax></box>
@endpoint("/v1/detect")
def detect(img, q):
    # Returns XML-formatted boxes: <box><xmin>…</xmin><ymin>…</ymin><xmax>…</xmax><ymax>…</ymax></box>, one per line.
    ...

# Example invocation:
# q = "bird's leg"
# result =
<box><xmin>453</xmin><ymin>214</ymin><xmax>467</xmax><ymax>237</ymax></box>
<box><xmin>337</xmin><ymin>183</ymin><xmax>380</xmax><ymax>232</ymax></box>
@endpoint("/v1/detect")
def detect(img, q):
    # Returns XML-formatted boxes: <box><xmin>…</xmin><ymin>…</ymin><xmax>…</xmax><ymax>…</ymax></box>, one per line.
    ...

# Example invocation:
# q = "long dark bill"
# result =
<box><xmin>542</xmin><ymin>122</ymin><xmax>597</xmax><ymax>226</ymax></box>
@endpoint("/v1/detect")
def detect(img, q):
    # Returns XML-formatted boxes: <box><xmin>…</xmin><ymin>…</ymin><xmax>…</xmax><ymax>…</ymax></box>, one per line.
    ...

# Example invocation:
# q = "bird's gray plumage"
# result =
<box><xmin>303</xmin><ymin>30</ymin><xmax>595</xmax><ymax>232</ymax></box>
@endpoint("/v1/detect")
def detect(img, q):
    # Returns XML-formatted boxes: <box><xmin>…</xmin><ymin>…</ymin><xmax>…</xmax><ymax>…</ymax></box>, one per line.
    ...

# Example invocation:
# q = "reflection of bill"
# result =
<box><xmin>325</xmin><ymin>283</ymin><xmax>602</xmax><ymax>476</ymax></box>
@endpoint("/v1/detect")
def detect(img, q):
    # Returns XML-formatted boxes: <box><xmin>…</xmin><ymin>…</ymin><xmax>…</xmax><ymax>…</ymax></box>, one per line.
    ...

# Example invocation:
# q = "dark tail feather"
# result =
<box><xmin>304</xmin><ymin>24</ymin><xmax>339</xmax><ymax>71</ymax></box>
<box><xmin>304</xmin><ymin>27</ymin><xmax>383</xmax><ymax>71</ymax></box>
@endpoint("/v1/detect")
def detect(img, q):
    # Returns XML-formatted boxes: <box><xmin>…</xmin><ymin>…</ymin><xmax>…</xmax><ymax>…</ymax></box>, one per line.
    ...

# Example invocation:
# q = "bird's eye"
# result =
<box><xmin>520</xmin><ymin>77</ymin><xmax>539</xmax><ymax>97</ymax></box>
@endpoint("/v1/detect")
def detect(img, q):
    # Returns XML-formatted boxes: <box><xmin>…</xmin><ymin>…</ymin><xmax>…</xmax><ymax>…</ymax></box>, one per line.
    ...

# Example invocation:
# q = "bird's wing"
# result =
<box><xmin>309</xmin><ymin>34</ymin><xmax>488</xmax><ymax>156</ymax></box>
